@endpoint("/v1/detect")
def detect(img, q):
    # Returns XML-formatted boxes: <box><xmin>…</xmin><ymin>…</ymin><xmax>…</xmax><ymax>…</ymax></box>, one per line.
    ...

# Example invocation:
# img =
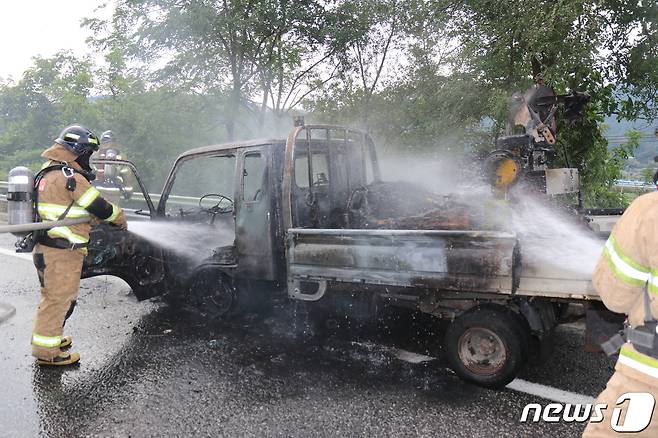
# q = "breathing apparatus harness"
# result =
<box><xmin>601</xmin><ymin>285</ymin><xmax>658</xmax><ymax>359</ymax></box>
<box><xmin>16</xmin><ymin>162</ymin><xmax>91</xmax><ymax>252</ymax></box>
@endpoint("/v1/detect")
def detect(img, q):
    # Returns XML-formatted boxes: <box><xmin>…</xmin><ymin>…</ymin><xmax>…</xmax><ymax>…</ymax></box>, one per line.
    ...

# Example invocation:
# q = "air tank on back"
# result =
<box><xmin>7</xmin><ymin>166</ymin><xmax>35</xmax><ymax>237</ymax></box>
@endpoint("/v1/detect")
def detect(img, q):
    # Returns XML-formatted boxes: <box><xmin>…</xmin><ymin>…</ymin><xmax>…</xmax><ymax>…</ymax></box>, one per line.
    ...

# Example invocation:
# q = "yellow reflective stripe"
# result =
<box><xmin>76</xmin><ymin>187</ymin><xmax>100</xmax><ymax>208</ymax></box>
<box><xmin>37</xmin><ymin>203</ymin><xmax>89</xmax><ymax>219</ymax></box>
<box><xmin>47</xmin><ymin>226</ymin><xmax>88</xmax><ymax>244</ymax></box>
<box><xmin>619</xmin><ymin>345</ymin><xmax>658</xmax><ymax>379</ymax></box>
<box><xmin>608</xmin><ymin>235</ymin><xmax>650</xmax><ymax>272</ymax></box>
<box><xmin>38</xmin><ymin>212</ymin><xmax>88</xmax><ymax>220</ymax></box>
<box><xmin>39</xmin><ymin>211</ymin><xmax>89</xmax><ymax>220</ymax></box>
<box><xmin>32</xmin><ymin>333</ymin><xmax>62</xmax><ymax>348</ymax></box>
<box><xmin>603</xmin><ymin>236</ymin><xmax>651</xmax><ymax>286</ymax></box>
<box><xmin>106</xmin><ymin>204</ymin><xmax>121</xmax><ymax>222</ymax></box>
<box><xmin>39</xmin><ymin>204</ymin><xmax>89</xmax><ymax>216</ymax></box>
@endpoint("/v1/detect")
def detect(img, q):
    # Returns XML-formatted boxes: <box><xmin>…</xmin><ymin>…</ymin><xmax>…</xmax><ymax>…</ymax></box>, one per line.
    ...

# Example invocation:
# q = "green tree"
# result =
<box><xmin>0</xmin><ymin>52</ymin><xmax>99</xmax><ymax>179</ymax></box>
<box><xmin>93</xmin><ymin>88</ymin><xmax>230</xmax><ymax>187</ymax></box>
<box><xmin>311</xmin><ymin>0</ymin><xmax>656</xmax><ymax>205</ymax></box>
<box><xmin>0</xmin><ymin>53</ymin><xmax>231</xmax><ymax>187</ymax></box>
<box><xmin>641</xmin><ymin>167</ymin><xmax>654</xmax><ymax>185</ymax></box>
<box><xmin>85</xmin><ymin>0</ymin><xmax>354</xmax><ymax>140</ymax></box>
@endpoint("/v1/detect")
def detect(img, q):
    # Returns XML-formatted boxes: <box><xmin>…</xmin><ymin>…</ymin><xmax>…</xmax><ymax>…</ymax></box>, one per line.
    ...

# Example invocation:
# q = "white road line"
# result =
<box><xmin>0</xmin><ymin>247</ymin><xmax>32</xmax><ymax>261</ymax></box>
<box><xmin>392</xmin><ymin>348</ymin><xmax>595</xmax><ymax>404</ymax></box>
<box><xmin>506</xmin><ymin>379</ymin><xmax>595</xmax><ymax>405</ymax></box>
<box><xmin>392</xmin><ymin>349</ymin><xmax>435</xmax><ymax>363</ymax></box>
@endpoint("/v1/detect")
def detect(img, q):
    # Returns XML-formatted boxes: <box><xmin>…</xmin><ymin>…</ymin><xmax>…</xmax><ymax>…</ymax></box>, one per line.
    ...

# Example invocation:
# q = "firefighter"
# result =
<box><xmin>31</xmin><ymin>125</ymin><xmax>127</xmax><ymax>366</ymax></box>
<box><xmin>93</xmin><ymin>130</ymin><xmax>133</xmax><ymax>203</ymax></box>
<box><xmin>95</xmin><ymin>130</ymin><xmax>126</xmax><ymax>164</ymax></box>
<box><xmin>583</xmin><ymin>193</ymin><xmax>658</xmax><ymax>436</ymax></box>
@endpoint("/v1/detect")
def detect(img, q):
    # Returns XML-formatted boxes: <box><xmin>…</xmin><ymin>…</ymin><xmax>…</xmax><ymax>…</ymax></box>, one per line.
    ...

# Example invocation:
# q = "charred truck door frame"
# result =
<box><xmin>92</xmin><ymin>158</ymin><xmax>156</xmax><ymax>216</ymax></box>
<box><xmin>235</xmin><ymin>145</ymin><xmax>279</xmax><ymax>280</ymax></box>
<box><xmin>158</xmin><ymin>149</ymin><xmax>238</xmax><ymax>217</ymax></box>
<box><xmin>83</xmin><ymin>159</ymin><xmax>166</xmax><ymax>300</ymax></box>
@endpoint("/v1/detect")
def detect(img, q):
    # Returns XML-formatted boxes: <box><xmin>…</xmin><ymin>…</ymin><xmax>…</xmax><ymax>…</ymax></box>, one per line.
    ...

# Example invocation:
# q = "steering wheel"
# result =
<box><xmin>199</xmin><ymin>193</ymin><xmax>234</xmax><ymax>214</ymax></box>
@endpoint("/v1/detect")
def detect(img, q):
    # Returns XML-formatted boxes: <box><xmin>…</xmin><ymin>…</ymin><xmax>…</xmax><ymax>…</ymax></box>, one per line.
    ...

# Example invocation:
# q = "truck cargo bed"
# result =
<box><xmin>286</xmin><ymin>228</ymin><xmax>600</xmax><ymax>301</ymax></box>
<box><xmin>516</xmin><ymin>238</ymin><xmax>600</xmax><ymax>300</ymax></box>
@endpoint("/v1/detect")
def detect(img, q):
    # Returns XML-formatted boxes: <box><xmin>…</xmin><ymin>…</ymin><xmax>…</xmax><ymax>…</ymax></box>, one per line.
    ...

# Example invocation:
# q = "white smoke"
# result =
<box><xmin>379</xmin><ymin>152</ymin><xmax>604</xmax><ymax>278</ymax></box>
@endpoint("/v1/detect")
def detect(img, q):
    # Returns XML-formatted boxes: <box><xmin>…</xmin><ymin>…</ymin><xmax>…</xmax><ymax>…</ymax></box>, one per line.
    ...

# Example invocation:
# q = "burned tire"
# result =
<box><xmin>186</xmin><ymin>270</ymin><xmax>237</xmax><ymax>321</ymax></box>
<box><xmin>444</xmin><ymin>307</ymin><xmax>527</xmax><ymax>388</ymax></box>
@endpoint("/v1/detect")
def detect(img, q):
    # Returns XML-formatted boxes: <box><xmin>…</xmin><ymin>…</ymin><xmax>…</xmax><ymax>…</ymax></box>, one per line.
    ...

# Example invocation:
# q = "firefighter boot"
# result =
<box><xmin>60</xmin><ymin>335</ymin><xmax>72</xmax><ymax>348</ymax></box>
<box><xmin>36</xmin><ymin>351</ymin><xmax>80</xmax><ymax>366</ymax></box>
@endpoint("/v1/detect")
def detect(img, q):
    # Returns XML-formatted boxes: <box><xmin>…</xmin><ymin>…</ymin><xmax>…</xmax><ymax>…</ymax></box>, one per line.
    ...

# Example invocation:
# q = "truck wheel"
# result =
<box><xmin>186</xmin><ymin>270</ymin><xmax>236</xmax><ymax>320</ymax></box>
<box><xmin>444</xmin><ymin>307</ymin><xmax>527</xmax><ymax>388</ymax></box>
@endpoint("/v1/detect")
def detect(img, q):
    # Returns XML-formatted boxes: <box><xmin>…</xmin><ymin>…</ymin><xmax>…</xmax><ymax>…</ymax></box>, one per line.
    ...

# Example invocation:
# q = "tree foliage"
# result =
<box><xmin>85</xmin><ymin>0</ymin><xmax>368</xmax><ymax>139</ymax></box>
<box><xmin>0</xmin><ymin>53</ymin><xmax>227</xmax><ymax>186</ymax></box>
<box><xmin>0</xmin><ymin>0</ymin><xmax>655</xmax><ymax>207</ymax></box>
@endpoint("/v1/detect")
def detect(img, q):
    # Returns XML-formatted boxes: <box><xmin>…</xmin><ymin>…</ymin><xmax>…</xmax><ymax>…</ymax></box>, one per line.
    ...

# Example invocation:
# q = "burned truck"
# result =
<box><xmin>84</xmin><ymin>118</ymin><xmax>601</xmax><ymax>388</ymax></box>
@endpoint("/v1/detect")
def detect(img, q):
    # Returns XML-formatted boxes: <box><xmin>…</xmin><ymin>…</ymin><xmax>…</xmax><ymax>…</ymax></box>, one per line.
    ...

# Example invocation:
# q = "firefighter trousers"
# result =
<box><xmin>583</xmin><ymin>371</ymin><xmax>658</xmax><ymax>437</ymax></box>
<box><xmin>31</xmin><ymin>244</ymin><xmax>85</xmax><ymax>360</ymax></box>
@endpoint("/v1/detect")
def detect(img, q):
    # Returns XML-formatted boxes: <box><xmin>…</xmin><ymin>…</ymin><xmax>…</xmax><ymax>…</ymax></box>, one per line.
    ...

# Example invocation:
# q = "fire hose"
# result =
<box><xmin>0</xmin><ymin>218</ymin><xmax>90</xmax><ymax>234</ymax></box>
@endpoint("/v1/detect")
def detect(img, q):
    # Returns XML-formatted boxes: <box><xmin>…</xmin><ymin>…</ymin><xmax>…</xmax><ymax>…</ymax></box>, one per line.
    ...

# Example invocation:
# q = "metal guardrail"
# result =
<box><xmin>0</xmin><ymin>180</ymin><xmax>209</xmax><ymax>213</ymax></box>
<box><xmin>2</xmin><ymin>178</ymin><xmax>652</xmax><ymax>210</ymax></box>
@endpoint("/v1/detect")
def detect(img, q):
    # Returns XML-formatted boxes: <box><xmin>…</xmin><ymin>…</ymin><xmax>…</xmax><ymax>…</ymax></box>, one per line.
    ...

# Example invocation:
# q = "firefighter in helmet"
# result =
<box><xmin>583</xmin><ymin>193</ymin><xmax>658</xmax><ymax>436</ymax></box>
<box><xmin>93</xmin><ymin>130</ymin><xmax>134</xmax><ymax>204</ymax></box>
<box><xmin>31</xmin><ymin>125</ymin><xmax>127</xmax><ymax>366</ymax></box>
<box><xmin>95</xmin><ymin>130</ymin><xmax>124</xmax><ymax>164</ymax></box>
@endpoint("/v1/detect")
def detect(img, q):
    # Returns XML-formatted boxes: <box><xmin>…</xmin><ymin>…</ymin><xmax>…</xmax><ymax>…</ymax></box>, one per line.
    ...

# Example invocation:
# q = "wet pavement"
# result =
<box><xmin>0</xmin><ymin>233</ymin><xmax>615</xmax><ymax>437</ymax></box>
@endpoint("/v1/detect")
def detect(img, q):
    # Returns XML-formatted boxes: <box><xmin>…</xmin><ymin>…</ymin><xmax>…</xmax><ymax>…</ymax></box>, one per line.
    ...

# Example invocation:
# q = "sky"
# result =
<box><xmin>0</xmin><ymin>0</ymin><xmax>111</xmax><ymax>81</ymax></box>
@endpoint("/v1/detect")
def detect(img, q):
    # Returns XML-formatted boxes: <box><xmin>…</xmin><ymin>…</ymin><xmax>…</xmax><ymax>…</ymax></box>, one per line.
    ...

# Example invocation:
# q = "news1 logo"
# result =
<box><xmin>520</xmin><ymin>392</ymin><xmax>656</xmax><ymax>432</ymax></box>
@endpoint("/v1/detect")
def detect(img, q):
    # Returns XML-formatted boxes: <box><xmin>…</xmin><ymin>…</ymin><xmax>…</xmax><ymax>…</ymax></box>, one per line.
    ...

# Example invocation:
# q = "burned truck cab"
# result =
<box><xmin>155</xmin><ymin>140</ymin><xmax>285</xmax><ymax>284</ymax></box>
<box><xmin>153</xmin><ymin>125</ymin><xmax>382</xmax><ymax>286</ymax></box>
<box><xmin>83</xmin><ymin>125</ymin><xmax>384</xmax><ymax>308</ymax></box>
<box><xmin>83</xmin><ymin>145</ymin><xmax>287</xmax><ymax>303</ymax></box>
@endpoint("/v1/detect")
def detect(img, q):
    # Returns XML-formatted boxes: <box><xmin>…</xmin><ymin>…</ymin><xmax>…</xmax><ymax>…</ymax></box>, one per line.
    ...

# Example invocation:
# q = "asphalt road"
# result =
<box><xmin>0</xmin><ymin>233</ymin><xmax>615</xmax><ymax>438</ymax></box>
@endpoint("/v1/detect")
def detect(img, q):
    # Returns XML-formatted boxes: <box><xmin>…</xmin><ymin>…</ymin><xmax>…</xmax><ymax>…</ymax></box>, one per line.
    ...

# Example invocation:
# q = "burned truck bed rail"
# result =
<box><xmin>286</xmin><ymin>228</ymin><xmax>519</xmax><ymax>301</ymax></box>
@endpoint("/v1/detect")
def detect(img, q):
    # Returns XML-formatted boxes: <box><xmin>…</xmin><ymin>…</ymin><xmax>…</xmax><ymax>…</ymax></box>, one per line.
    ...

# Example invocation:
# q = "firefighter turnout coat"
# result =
<box><xmin>584</xmin><ymin>192</ymin><xmax>658</xmax><ymax>436</ymax></box>
<box><xmin>36</xmin><ymin>144</ymin><xmax>126</xmax><ymax>248</ymax></box>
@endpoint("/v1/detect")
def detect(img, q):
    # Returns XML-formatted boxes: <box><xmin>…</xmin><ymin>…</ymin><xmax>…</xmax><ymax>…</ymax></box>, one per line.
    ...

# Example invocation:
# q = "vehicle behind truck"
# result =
<box><xmin>83</xmin><ymin>121</ymin><xmax>607</xmax><ymax>388</ymax></box>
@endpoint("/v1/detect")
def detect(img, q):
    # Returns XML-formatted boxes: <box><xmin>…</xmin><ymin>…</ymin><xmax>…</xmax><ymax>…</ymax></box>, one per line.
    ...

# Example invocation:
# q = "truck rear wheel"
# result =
<box><xmin>444</xmin><ymin>307</ymin><xmax>527</xmax><ymax>388</ymax></box>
